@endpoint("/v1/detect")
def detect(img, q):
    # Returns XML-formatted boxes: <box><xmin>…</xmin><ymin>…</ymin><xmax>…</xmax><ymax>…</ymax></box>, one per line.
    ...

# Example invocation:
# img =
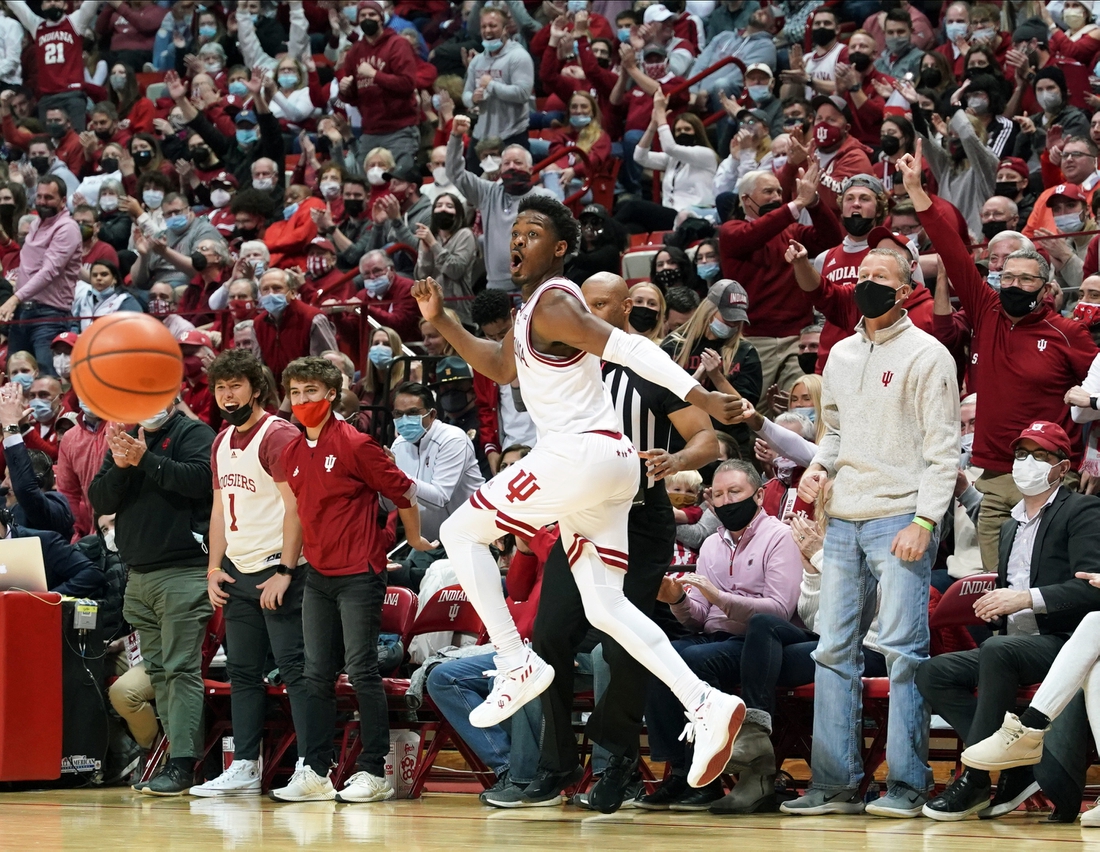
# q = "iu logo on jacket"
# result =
<box><xmin>881</xmin><ymin>371</ymin><xmax>894</xmax><ymax>388</ymax></box>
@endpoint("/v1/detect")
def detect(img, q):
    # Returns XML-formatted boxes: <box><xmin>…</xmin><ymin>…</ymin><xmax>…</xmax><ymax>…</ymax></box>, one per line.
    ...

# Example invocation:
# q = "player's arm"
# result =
<box><xmin>533</xmin><ymin>290</ymin><xmax>745</xmax><ymax>424</ymax></box>
<box><xmin>412</xmin><ymin>276</ymin><xmax>517</xmax><ymax>384</ymax></box>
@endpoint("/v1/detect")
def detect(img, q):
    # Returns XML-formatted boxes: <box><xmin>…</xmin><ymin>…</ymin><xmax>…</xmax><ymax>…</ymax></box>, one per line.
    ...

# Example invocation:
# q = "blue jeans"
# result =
<box><xmin>619</xmin><ymin>129</ymin><xmax>645</xmax><ymax>195</ymax></box>
<box><xmin>8</xmin><ymin>303</ymin><xmax>71</xmax><ymax>377</ymax></box>
<box><xmin>426</xmin><ymin>652</ymin><xmax>542</xmax><ymax>783</ymax></box>
<box><xmin>151</xmin><ymin>28</ymin><xmax>176</xmax><ymax>71</ymax></box>
<box><xmin>810</xmin><ymin>513</ymin><xmax>935</xmax><ymax>793</ymax></box>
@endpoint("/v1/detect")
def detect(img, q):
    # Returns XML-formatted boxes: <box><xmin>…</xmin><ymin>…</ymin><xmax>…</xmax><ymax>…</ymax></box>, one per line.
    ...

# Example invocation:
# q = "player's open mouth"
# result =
<box><xmin>224</xmin><ymin>404</ymin><xmax>240</xmax><ymax>412</ymax></box>
<box><xmin>510</xmin><ymin>251</ymin><xmax>523</xmax><ymax>272</ymax></box>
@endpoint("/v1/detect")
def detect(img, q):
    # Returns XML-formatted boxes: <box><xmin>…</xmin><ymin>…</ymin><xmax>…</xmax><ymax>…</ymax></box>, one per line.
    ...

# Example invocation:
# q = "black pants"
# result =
<box><xmin>532</xmin><ymin>488</ymin><xmax>675</xmax><ymax>771</ymax></box>
<box><xmin>222</xmin><ymin>560</ymin><xmax>309</xmax><ymax>762</ymax></box>
<box><xmin>300</xmin><ymin>568</ymin><xmax>388</xmax><ymax>776</ymax></box>
<box><xmin>915</xmin><ymin>633</ymin><xmax>1066</xmax><ymax>747</ymax></box>
<box><xmin>613</xmin><ymin>199</ymin><xmax>678</xmax><ymax>235</ymax></box>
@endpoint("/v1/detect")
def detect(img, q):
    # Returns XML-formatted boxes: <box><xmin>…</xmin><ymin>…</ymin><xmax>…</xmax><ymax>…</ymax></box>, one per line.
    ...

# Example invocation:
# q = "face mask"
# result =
<box><xmin>52</xmin><ymin>353</ymin><xmax>70</xmax><ymax>378</ymax></box>
<box><xmin>76</xmin><ymin>223</ymin><xmax>94</xmax><ymax>243</ymax></box>
<box><xmin>774</xmin><ymin>457</ymin><xmax>800</xmax><ymax>485</ymax></box>
<box><xmin>46</xmin><ymin>120</ymin><xmax>65</xmax><ymax>138</ymax></box>
<box><xmin>811</xmin><ymin>26</ymin><xmax>836</xmax><ymax>47</ymax></box>
<box><xmin>981</xmin><ymin>219</ymin><xmax>1010</xmax><ymax>241</ymax></box>
<box><xmin>165</xmin><ymin>214</ymin><xmax>189</xmax><ymax>234</ymax></box>
<box><xmin>431</xmin><ymin>210</ymin><xmax>456</xmax><ymax>232</ymax></box>
<box><xmin>344</xmin><ymin>5</ymin><xmax>359</xmax><ymax>22</ymax></box>
<box><xmin>570</xmin><ymin>114</ymin><xmax>592</xmax><ymax>129</ymax></box>
<box><xmin>102</xmin><ymin>529</ymin><xmax>117</xmax><ymax>553</ymax></box>
<box><xmin>1012</xmin><ymin>453</ymin><xmax>1058</xmax><ymax>496</ymax></box>
<box><xmin>277</xmin><ymin>73</ymin><xmax>299</xmax><ymax>91</ymax></box>
<box><xmin>362</xmin><ymin>18</ymin><xmax>381</xmax><ymax>37</ymax></box>
<box><xmin>854</xmin><ymin>279</ymin><xmax>900</xmax><ymax>318</ymax></box>
<box><xmin>9</xmin><ymin>373</ymin><xmax>32</xmax><ymax>391</ymax></box>
<box><xmin>142</xmin><ymin>190</ymin><xmax>164</xmax><ymax>209</ymax></box>
<box><xmin>148</xmin><ymin>297</ymin><xmax>172</xmax><ymax>316</ymax></box>
<box><xmin>668</xmin><ymin>491</ymin><xmax>697</xmax><ymax>509</ymax></box>
<box><xmin>366</xmin><ymin>166</ymin><xmax>386</xmax><ymax>186</ymax></box>
<box><xmin>999</xmin><ymin>284</ymin><xmax>1040</xmax><ymax>316</ymax></box>
<box><xmin>771</xmin><ymin>155</ymin><xmax>788</xmax><ymax>171</ymax></box>
<box><xmin>709</xmin><ymin>318</ymin><xmax>735</xmax><ymax>338</ymax></box>
<box><xmin>220</xmin><ymin>400</ymin><xmax>254</xmax><ymax>427</ymax></box>
<box><xmin>30</xmin><ymin>156</ymin><xmax>50</xmax><ymax>175</ymax></box>
<box><xmin>618</xmin><ymin>27</ymin><xmax>631</xmax><ymax>42</ymax></box>
<box><xmin>628</xmin><ymin>305</ymin><xmax>660</xmax><ymax>333</ymax></box>
<box><xmin>395</xmin><ymin>412</ymin><xmax>428</xmax><ymax>442</ymax></box>
<box><xmin>199</xmin><ymin>24</ymin><xmax>218</xmax><ymax>38</ymax></box>
<box><xmin>252</xmin><ymin>176</ymin><xmax>274</xmax><ymax>191</ymax></box>
<box><xmin>885</xmin><ymin>36</ymin><xmax>910</xmax><ymax>55</ymax></box>
<box><xmin>714</xmin><ymin>494</ymin><xmax>758</xmax><ymax>532</ymax></box>
<box><xmin>343</xmin><ymin>198</ymin><xmax>365</xmax><ymax>218</ymax></box>
<box><xmin>948</xmin><ymin>139</ymin><xmax>966</xmax><ymax>162</ymax></box>
<box><xmin>139</xmin><ymin>409</ymin><xmax>172</xmax><ymax>431</ymax></box>
<box><xmin>283</xmin><ymin>202</ymin><xmax>299</xmax><ymax>221</ymax></box>
<box><xmin>813</xmin><ymin>121</ymin><xmax>843</xmax><ymax>150</ymax></box>
<box><xmin>229</xmin><ymin>80</ymin><xmax>248</xmax><ymax>97</ymax></box>
<box><xmin>792</xmin><ymin>405</ymin><xmax>816</xmax><ymax>424</ymax></box>
<box><xmin>567</xmin><ymin>0</ymin><xmax>587</xmax><ymax>11</ymax></box>
<box><xmin>439</xmin><ymin>389</ymin><xmax>470</xmax><ymax>414</ymax></box>
<box><xmin>228</xmin><ymin>299</ymin><xmax>255</xmax><ymax>321</ymax></box>
<box><xmin>797</xmin><ymin>351</ymin><xmax>817</xmax><ymax>373</ymax></box>
<box><xmin>99</xmin><ymin>155</ymin><xmax>121</xmax><ymax>174</ymax></box>
<box><xmin>847</xmin><ymin>52</ymin><xmax>871</xmax><ymax>73</ymax></box>
<box><xmin>972</xmin><ymin>26</ymin><xmax>996</xmax><ymax>40</ymax></box>
<box><xmin>261</xmin><ymin>293</ymin><xmax>288</xmax><ymax>315</ymax></box>
<box><xmin>945</xmin><ymin>21</ymin><xmax>968</xmax><ymax>40</ymax></box>
<box><xmin>98</xmin><ymin>194</ymin><xmax>119</xmax><ymax>213</ymax></box>
<box><xmin>210</xmin><ymin>188</ymin><xmax>231</xmax><ymax>208</ymax></box>
<box><xmin>93</xmin><ymin>129</ymin><xmax>115</xmax><ymax>143</ymax></box>
<box><xmin>320</xmin><ymin>180</ymin><xmax>340</xmax><ymax>199</ymax></box>
<box><xmin>182</xmin><ymin>354</ymin><xmax>204</xmax><ymax>380</ymax></box>
<box><xmin>132</xmin><ymin>150</ymin><xmax>153</xmax><ymax>167</ymax></box>
<box><xmin>236</xmin><ymin>128</ymin><xmax>258</xmax><ymax>146</ymax></box>
<box><xmin>986</xmin><ymin>270</ymin><xmax>1002</xmax><ymax>290</ymax></box>
<box><xmin>1075</xmin><ymin>302</ymin><xmax>1100</xmax><ymax>326</ymax></box>
<box><xmin>364</xmin><ymin>275</ymin><xmax>391</xmax><ymax>297</ymax></box>
<box><xmin>479</xmin><ymin>156</ymin><xmax>502</xmax><ymax>175</ymax></box>
<box><xmin>1037</xmin><ymin>90</ymin><xmax>1062</xmax><ymax>113</ymax></box>
<box><xmin>747</xmin><ymin>85</ymin><xmax>771</xmax><ymax>103</ymax></box>
<box><xmin>482</xmin><ymin>38</ymin><xmax>504</xmax><ymax>53</ymax></box>
<box><xmin>879</xmin><ymin>135</ymin><xmax>901</xmax><ymax>156</ymax></box>
<box><xmin>189</xmin><ymin>146</ymin><xmax>211</xmax><ymax>166</ymax></box>
<box><xmin>674</xmin><ymin>132</ymin><xmax>697</xmax><ymax>147</ymax></box>
<box><xmin>918</xmin><ymin>67</ymin><xmax>942</xmax><ymax>89</ymax></box>
<box><xmin>501</xmin><ymin>169</ymin><xmax>532</xmax><ymax>195</ymax></box>
<box><xmin>960</xmin><ymin>431</ymin><xmax>974</xmax><ymax>456</ymax></box>
<box><xmin>653</xmin><ymin>267</ymin><xmax>681</xmax><ymax>290</ymax></box>
<box><xmin>28</xmin><ymin>398</ymin><xmax>54</xmax><ymax>423</ymax></box>
<box><xmin>368</xmin><ymin>344</ymin><xmax>393</xmax><ymax>368</ymax></box>
<box><xmin>303</xmin><ymin>255</ymin><xmax>329</xmax><ymax>281</ymax></box>
<box><xmin>109</xmin><ymin>73</ymin><xmax>127</xmax><ymax>92</ymax></box>
<box><xmin>696</xmin><ymin>261</ymin><xmax>719</xmax><ymax>281</ymax></box>
<box><xmin>643</xmin><ymin>60</ymin><xmax>668</xmax><ymax>79</ymax></box>
<box><xmin>842</xmin><ymin>214</ymin><xmax>873</xmax><ymax>237</ymax></box>
<box><xmin>42</xmin><ymin>6</ymin><xmax>64</xmax><ymax>22</ymax></box>
<box><xmin>1053</xmin><ymin>212</ymin><xmax>1084</xmax><ymax>234</ymax></box>
<box><xmin>35</xmin><ymin>203</ymin><xmax>57</xmax><ymax>219</ymax></box>
<box><xmin>292</xmin><ymin>397</ymin><xmax>331</xmax><ymax>429</ymax></box>
<box><xmin>994</xmin><ymin>180</ymin><xmax>1018</xmax><ymax>199</ymax></box>
<box><xmin>432</xmin><ymin>167</ymin><xmax>450</xmax><ymax>186</ymax></box>
<box><xmin>1064</xmin><ymin>8</ymin><xmax>1087</xmax><ymax>29</ymax></box>
<box><xmin>966</xmin><ymin>95</ymin><xmax>990</xmax><ymax>115</ymax></box>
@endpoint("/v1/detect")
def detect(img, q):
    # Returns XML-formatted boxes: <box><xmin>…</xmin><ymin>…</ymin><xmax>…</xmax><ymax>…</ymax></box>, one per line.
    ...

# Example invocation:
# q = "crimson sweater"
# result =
<box><xmin>719</xmin><ymin>200</ymin><xmax>844</xmax><ymax>338</ymax></box>
<box><xmin>282</xmin><ymin>415</ymin><xmax>415</xmax><ymax>575</ymax></box>
<box><xmin>777</xmin><ymin>135</ymin><xmax>875</xmax><ymax>213</ymax></box>
<box><xmin>919</xmin><ymin>197</ymin><xmax>1098</xmax><ymax>472</ymax></box>
<box><xmin>253</xmin><ymin>298</ymin><xmax>324</xmax><ymax>388</ymax></box>
<box><xmin>339</xmin><ymin>29</ymin><xmax>419</xmax><ymax>134</ymax></box>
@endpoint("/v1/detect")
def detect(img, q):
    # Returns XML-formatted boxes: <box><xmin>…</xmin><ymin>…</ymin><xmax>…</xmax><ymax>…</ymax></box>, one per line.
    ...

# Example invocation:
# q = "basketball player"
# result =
<box><xmin>412</xmin><ymin>194</ymin><xmax>746</xmax><ymax>789</ymax></box>
<box><xmin>191</xmin><ymin>350</ymin><xmax>307</xmax><ymax>798</ymax></box>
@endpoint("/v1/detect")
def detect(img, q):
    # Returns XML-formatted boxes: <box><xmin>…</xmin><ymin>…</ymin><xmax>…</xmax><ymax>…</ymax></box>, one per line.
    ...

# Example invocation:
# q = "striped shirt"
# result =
<box><xmin>602</xmin><ymin>363</ymin><xmax>689</xmax><ymax>490</ymax></box>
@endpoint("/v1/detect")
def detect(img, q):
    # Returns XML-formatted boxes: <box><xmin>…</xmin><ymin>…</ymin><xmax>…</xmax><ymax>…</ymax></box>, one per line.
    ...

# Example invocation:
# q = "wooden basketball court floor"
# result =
<box><xmin>0</xmin><ymin>789</ymin><xmax>1096</xmax><ymax>851</ymax></box>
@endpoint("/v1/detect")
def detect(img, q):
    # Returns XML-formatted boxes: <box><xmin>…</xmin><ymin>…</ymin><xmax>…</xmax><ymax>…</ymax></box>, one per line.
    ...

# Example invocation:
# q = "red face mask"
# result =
<box><xmin>228</xmin><ymin>299</ymin><xmax>255</xmax><ymax>321</ymax></box>
<box><xmin>292</xmin><ymin>397</ymin><xmax>331</xmax><ymax>428</ymax></box>
<box><xmin>1074</xmin><ymin>301</ymin><xmax>1100</xmax><ymax>327</ymax></box>
<box><xmin>183</xmin><ymin>354</ymin><xmax>204</xmax><ymax>380</ymax></box>
<box><xmin>307</xmin><ymin>255</ymin><xmax>332</xmax><ymax>280</ymax></box>
<box><xmin>813</xmin><ymin>121</ymin><xmax>843</xmax><ymax>150</ymax></box>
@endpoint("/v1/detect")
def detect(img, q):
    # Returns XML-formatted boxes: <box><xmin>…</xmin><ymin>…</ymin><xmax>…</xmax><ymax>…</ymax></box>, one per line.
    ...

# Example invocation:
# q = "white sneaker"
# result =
<box><xmin>683</xmin><ymin>689</ymin><xmax>746</xmax><ymax>788</ymax></box>
<box><xmin>961</xmin><ymin>712</ymin><xmax>1046</xmax><ymax>771</ymax></box>
<box><xmin>1083</xmin><ymin>799</ymin><xmax>1100</xmax><ymax>827</ymax></box>
<box><xmin>335</xmin><ymin>771</ymin><xmax>395</xmax><ymax>803</ymax></box>
<box><xmin>270</xmin><ymin>758</ymin><xmax>336</xmax><ymax>802</ymax></box>
<box><xmin>469</xmin><ymin>649</ymin><xmax>555</xmax><ymax>728</ymax></box>
<box><xmin>190</xmin><ymin>759</ymin><xmax>262</xmax><ymax>797</ymax></box>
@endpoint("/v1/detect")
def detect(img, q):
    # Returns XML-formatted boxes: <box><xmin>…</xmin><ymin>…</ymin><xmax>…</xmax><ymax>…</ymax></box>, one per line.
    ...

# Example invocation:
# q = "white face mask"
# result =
<box><xmin>432</xmin><ymin>166</ymin><xmax>450</xmax><ymax>186</ymax></box>
<box><xmin>210</xmin><ymin>188</ymin><xmax>231</xmax><ymax>208</ymax></box>
<box><xmin>52</xmin><ymin>353</ymin><xmax>70</xmax><ymax>378</ymax></box>
<box><xmin>102</xmin><ymin>529</ymin><xmax>117</xmax><ymax>553</ymax></box>
<box><xmin>960</xmin><ymin>432</ymin><xmax>974</xmax><ymax>453</ymax></box>
<box><xmin>1011</xmin><ymin>454</ymin><xmax>1057</xmax><ymax>497</ymax></box>
<box><xmin>366</xmin><ymin>166</ymin><xmax>386</xmax><ymax>186</ymax></box>
<box><xmin>479</xmin><ymin>156</ymin><xmax>501</xmax><ymax>175</ymax></box>
<box><xmin>139</xmin><ymin>409</ymin><xmax>172</xmax><ymax>431</ymax></box>
<box><xmin>252</xmin><ymin>177</ymin><xmax>274</xmax><ymax>191</ymax></box>
<box><xmin>320</xmin><ymin>180</ymin><xmax>341</xmax><ymax>199</ymax></box>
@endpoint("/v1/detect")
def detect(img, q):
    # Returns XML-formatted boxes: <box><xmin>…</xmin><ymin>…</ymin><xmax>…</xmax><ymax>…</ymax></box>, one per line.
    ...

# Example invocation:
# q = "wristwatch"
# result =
<box><xmin>275</xmin><ymin>563</ymin><xmax>295</xmax><ymax>576</ymax></box>
<box><xmin>2</xmin><ymin>424</ymin><xmax>19</xmax><ymax>435</ymax></box>
<box><xmin>1091</xmin><ymin>395</ymin><xmax>1099</xmax><ymax>411</ymax></box>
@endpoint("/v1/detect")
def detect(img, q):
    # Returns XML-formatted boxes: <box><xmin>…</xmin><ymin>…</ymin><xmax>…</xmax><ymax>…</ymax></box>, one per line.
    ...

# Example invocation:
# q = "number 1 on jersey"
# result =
<box><xmin>228</xmin><ymin>493</ymin><xmax>239</xmax><ymax>532</ymax></box>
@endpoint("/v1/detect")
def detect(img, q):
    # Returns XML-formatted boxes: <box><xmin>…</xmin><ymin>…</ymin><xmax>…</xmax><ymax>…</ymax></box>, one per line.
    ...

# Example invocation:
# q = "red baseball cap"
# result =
<box><xmin>1012</xmin><ymin>421</ymin><xmax>1072</xmax><ymax>457</ymax></box>
<box><xmin>310</xmin><ymin>236</ymin><xmax>336</xmax><ymax>254</ymax></box>
<box><xmin>998</xmin><ymin>157</ymin><xmax>1029</xmax><ymax>181</ymax></box>
<box><xmin>867</xmin><ymin>226</ymin><xmax>919</xmax><ymax>264</ymax></box>
<box><xmin>1046</xmin><ymin>183</ymin><xmax>1087</xmax><ymax>206</ymax></box>
<box><xmin>51</xmin><ymin>331</ymin><xmax>78</xmax><ymax>349</ymax></box>
<box><xmin>177</xmin><ymin>330</ymin><xmax>212</xmax><ymax>349</ymax></box>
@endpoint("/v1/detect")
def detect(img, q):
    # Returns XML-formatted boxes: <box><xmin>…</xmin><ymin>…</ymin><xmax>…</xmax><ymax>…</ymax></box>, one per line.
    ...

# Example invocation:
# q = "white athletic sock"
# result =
<box><xmin>439</xmin><ymin>503</ymin><xmax>526</xmax><ymax>668</ymax></box>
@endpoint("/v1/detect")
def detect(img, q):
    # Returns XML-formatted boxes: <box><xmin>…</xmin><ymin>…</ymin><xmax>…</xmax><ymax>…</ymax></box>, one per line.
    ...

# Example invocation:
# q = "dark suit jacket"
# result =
<box><xmin>997</xmin><ymin>487</ymin><xmax>1100</xmax><ymax>635</ymax></box>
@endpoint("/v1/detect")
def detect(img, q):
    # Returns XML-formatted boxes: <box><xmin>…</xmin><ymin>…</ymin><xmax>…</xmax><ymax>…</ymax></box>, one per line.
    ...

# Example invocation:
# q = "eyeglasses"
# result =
<box><xmin>1000</xmin><ymin>273</ymin><xmax>1044</xmax><ymax>286</ymax></box>
<box><xmin>1014</xmin><ymin>448</ymin><xmax>1064</xmax><ymax>464</ymax></box>
<box><xmin>1062</xmin><ymin>151</ymin><xmax>1095</xmax><ymax>161</ymax></box>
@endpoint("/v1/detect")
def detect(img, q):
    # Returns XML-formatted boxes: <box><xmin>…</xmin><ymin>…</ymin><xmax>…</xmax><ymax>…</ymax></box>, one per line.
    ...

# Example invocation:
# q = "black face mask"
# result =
<box><xmin>46</xmin><ymin>121</ymin><xmax>65</xmax><ymax>138</ymax></box>
<box><xmin>190</xmin><ymin>146</ymin><xmax>211</xmax><ymax>165</ymax></box>
<box><xmin>133</xmin><ymin>150</ymin><xmax>153</xmax><ymax>165</ymax></box>
<box><xmin>431</xmin><ymin>211</ymin><xmax>456</xmax><ymax>232</ymax></box>
<box><xmin>798</xmin><ymin>351</ymin><xmax>818</xmax><ymax>374</ymax></box>
<box><xmin>879</xmin><ymin>135</ymin><xmax>901</xmax><ymax>156</ymax></box>
<box><xmin>994</xmin><ymin>180</ymin><xmax>1019</xmax><ymax>199</ymax></box>
<box><xmin>362</xmin><ymin>18</ymin><xmax>380</xmax><ymax>37</ymax></box>
<box><xmin>842</xmin><ymin>214</ymin><xmax>874</xmax><ymax>237</ymax></box>
<box><xmin>42</xmin><ymin>5</ymin><xmax>64</xmax><ymax>21</ymax></box>
<box><xmin>628</xmin><ymin>305</ymin><xmax>660</xmax><ymax>333</ymax></box>
<box><xmin>439</xmin><ymin>389</ymin><xmax>470</xmax><ymax>414</ymax></box>
<box><xmin>949</xmin><ymin>139</ymin><xmax>966</xmax><ymax>162</ymax></box>
<box><xmin>36</xmin><ymin>203</ymin><xmax>58</xmax><ymax>219</ymax></box>
<box><xmin>95</xmin><ymin>129</ymin><xmax>114</xmax><ymax>142</ymax></box>
<box><xmin>999</xmin><ymin>284</ymin><xmax>1040</xmax><ymax>317</ymax></box>
<box><xmin>0</xmin><ymin>202</ymin><xmax>14</xmax><ymax>220</ymax></box>
<box><xmin>343</xmin><ymin>198</ymin><xmax>365</xmax><ymax>218</ymax></box>
<box><xmin>219</xmin><ymin>400</ymin><xmax>253</xmax><ymax>427</ymax></box>
<box><xmin>236</xmin><ymin>227</ymin><xmax>258</xmax><ymax>241</ymax></box>
<box><xmin>811</xmin><ymin>27</ymin><xmax>836</xmax><ymax>47</ymax></box>
<box><xmin>919</xmin><ymin>67</ymin><xmax>942</xmax><ymax>88</ymax></box>
<box><xmin>596</xmin><ymin>57</ymin><xmax>611</xmax><ymax>69</ymax></box>
<box><xmin>653</xmin><ymin>267</ymin><xmax>681</xmax><ymax>290</ymax></box>
<box><xmin>849</xmin><ymin>51</ymin><xmax>872</xmax><ymax>72</ymax></box>
<box><xmin>674</xmin><ymin>133</ymin><xmax>697</xmax><ymax>147</ymax></box>
<box><xmin>190</xmin><ymin>251</ymin><xmax>209</xmax><ymax>272</ymax></box>
<box><xmin>501</xmin><ymin>169</ymin><xmax>532</xmax><ymax>195</ymax></box>
<box><xmin>714</xmin><ymin>495</ymin><xmax>758</xmax><ymax>532</ymax></box>
<box><xmin>100</xmin><ymin>156</ymin><xmax>121</xmax><ymax>175</ymax></box>
<box><xmin>981</xmin><ymin>219</ymin><xmax>1009</xmax><ymax>241</ymax></box>
<box><xmin>30</xmin><ymin>156</ymin><xmax>50</xmax><ymax>175</ymax></box>
<box><xmin>854</xmin><ymin>279</ymin><xmax>899</xmax><ymax>318</ymax></box>
<box><xmin>756</xmin><ymin>199</ymin><xmax>783</xmax><ymax>217</ymax></box>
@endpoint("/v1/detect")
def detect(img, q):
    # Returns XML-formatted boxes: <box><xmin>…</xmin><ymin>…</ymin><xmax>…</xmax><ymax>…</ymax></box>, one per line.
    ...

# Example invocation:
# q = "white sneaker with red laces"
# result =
<box><xmin>469</xmin><ymin>649</ymin><xmax>555</xmax><ymax>729</ymax></box>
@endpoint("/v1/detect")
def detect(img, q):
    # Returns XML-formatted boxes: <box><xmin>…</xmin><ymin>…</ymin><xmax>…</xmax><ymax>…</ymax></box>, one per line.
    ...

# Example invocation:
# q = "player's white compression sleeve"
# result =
<box><xmin>601</xmin><ymin>327</ymin><xmax>702</xmax><ymax>401</ymax></box>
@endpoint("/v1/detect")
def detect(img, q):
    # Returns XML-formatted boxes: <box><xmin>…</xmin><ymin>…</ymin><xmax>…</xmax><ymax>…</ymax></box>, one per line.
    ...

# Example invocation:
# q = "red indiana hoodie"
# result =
<box><xmin>339</xmin><ymin>27</ymin><xmax>419</xmax><ymax>135</ymax></box>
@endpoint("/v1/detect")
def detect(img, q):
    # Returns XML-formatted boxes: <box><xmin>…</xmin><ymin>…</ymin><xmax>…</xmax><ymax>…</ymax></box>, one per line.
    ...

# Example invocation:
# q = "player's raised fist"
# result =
<box><xmin>451</xmin><ymin>115</ymin><xmax>471</xmax><ymax>137</ymax></box>
<box><xmin>412</xmin><ymin>277</ymin><xmax>444</xmax><ymax>321</ymax></box>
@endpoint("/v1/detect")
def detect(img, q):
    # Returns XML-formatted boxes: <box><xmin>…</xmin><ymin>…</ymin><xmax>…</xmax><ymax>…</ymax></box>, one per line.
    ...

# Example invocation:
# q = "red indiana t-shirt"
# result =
<box><xmin>34</xmin><ymin>17</ymin><xmax>85</xmax><ymax>95</ymax></box>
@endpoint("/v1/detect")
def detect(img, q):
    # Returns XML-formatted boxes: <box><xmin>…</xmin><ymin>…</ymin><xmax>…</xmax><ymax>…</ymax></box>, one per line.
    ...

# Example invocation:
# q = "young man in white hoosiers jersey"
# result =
<box><xmin>194</xmin><ymin>350</ymin><xmax>308</xmax><ymax>798</ymax></box>
<box><xmin>412</xmin><ymin>194</ymin><xmax>748</xmax><ymax>793</ymax></box>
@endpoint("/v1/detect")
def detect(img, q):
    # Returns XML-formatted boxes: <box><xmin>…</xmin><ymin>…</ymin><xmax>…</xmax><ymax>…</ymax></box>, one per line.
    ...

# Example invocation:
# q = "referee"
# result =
<box><xmin>527</xmin><ymin>272</ymin><xmax>721</xmax><ymax>812</ymax></box>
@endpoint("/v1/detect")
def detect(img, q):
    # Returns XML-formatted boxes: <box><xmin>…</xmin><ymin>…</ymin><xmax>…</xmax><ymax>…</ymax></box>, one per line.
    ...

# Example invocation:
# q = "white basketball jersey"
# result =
<box><xmin>512</xmin><ymin>277</ymin><xmax>620</xmax><ymax>438</ymax></box>
<box><xmin>215</xmin><ymin>416</ymin><xmax>296</xmax><ymax>574</ymax></box>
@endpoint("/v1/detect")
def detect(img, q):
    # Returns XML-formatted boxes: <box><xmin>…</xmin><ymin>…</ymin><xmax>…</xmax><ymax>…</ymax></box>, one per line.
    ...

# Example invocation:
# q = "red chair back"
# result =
<box><xmin>411</xmin><ymin>585</ymin><xmax>485</xmax><ymax>637</ymax></box>
<box><xmin>382</xmin><ymin>586</ymin><xmax>418</xmax><ymax>645</ymax></box>
<box><xmin>929</xmin><ymin>573</ymin><xmax>997</xmax><ymax>631</ymax></box>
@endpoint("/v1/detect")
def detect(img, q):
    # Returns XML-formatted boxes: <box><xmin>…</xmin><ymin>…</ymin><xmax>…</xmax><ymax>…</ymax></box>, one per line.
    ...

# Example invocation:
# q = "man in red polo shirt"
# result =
<box><xmin>251</xmin><ymin>269</ymin><xmax>338</xmax><ymax>390</ymax></box>
<box><xmin>272</xmin><ymin>356</ymin><xmax>431</xmax><ymax>805</ymax></box>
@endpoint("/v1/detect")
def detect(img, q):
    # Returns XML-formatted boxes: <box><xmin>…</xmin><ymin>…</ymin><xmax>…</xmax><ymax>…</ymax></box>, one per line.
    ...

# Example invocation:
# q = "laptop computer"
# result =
<box><xmin>0</xmin><ymin>537</ymin><xmax>47</xmax><ymax>593</ymax></box>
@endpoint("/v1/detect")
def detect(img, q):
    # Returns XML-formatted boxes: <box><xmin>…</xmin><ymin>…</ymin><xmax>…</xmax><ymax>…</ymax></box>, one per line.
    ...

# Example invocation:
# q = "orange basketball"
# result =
<box><xmin>70</xmin><ymin>313</ymin><xmax>184</xmax><ymax>422</ymax></box>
